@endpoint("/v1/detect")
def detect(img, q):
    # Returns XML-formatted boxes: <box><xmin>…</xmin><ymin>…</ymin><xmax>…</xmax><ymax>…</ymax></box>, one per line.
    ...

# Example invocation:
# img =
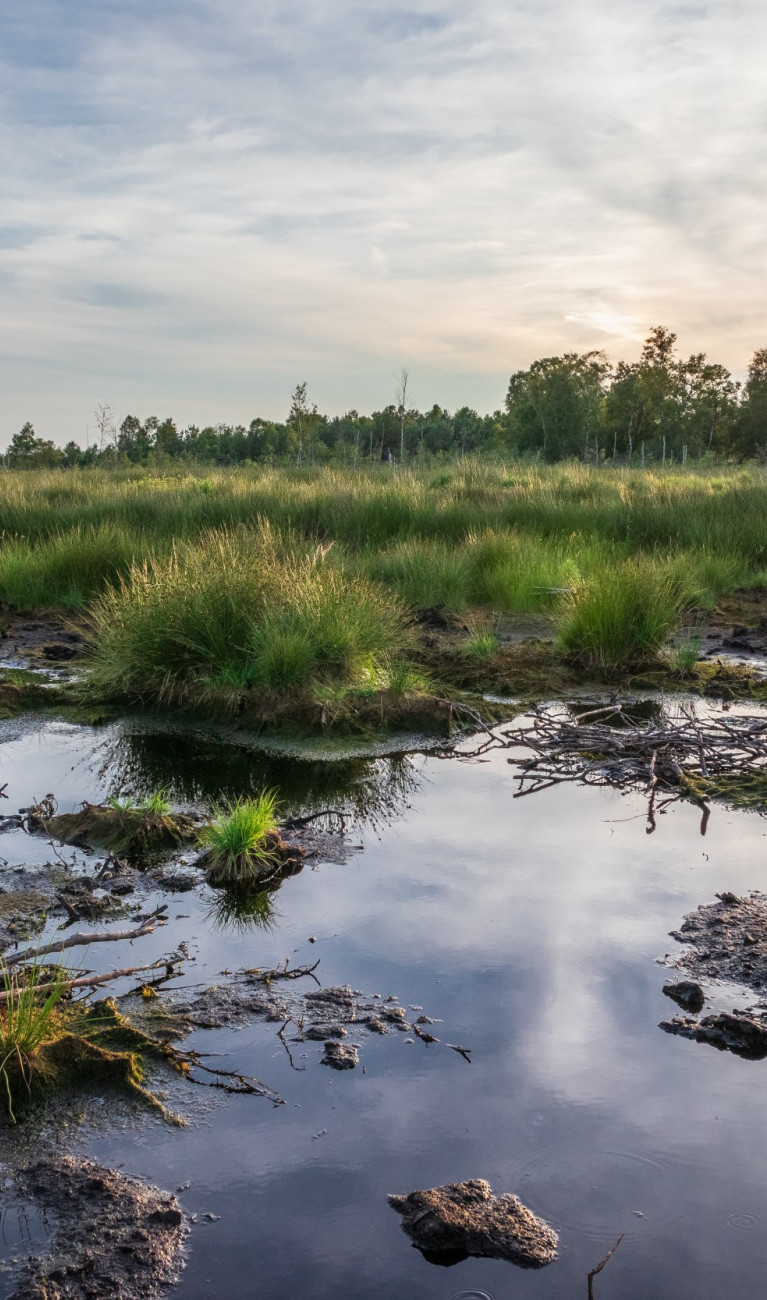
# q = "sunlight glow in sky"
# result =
<box><xmin>2</xmin><ymin>0</ymin><xmax>766</xmax><ymax>440</ymax></box>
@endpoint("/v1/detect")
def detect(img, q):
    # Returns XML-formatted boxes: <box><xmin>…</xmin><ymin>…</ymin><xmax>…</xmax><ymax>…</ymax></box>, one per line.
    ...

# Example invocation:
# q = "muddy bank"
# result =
<box><xmin>33</xmin><ymin>801</ymin><xmax>200</xmax><ymax>862</ymax></box>
<box><xmin>660</xmin><ymin>892</ymin><xmax>767</xmax><ymax>1059</ymax></box>
<box><xmin>2</xmin><ymin>1154</ymin><xmax>186</xmax><ymax>1299</ymax></box>
<box><xmin>665</xmin><ymin>891</ymin><xmax>767</xmax><ymax>990</ymax></box>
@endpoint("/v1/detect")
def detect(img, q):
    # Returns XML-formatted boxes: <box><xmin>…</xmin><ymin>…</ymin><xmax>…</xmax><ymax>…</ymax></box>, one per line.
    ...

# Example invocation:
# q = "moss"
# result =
<box><xmin>0</xmin><ymin>677</ymin><xmax>68</xmax><ymax>718</ymax></box>
<box><xmin>40</xmin><ymin>803</ymin><xmax>198</xmax><ymax>861</ymax></box>
<box><xmin>680</xmin><ymin>770</ymin><xmax>767</xmax><ymax>813</ymax></box>
<box><xmin>1</xmin><ymin>998</ymin><xmax>186</xmax><ymax>1124</ymax></box>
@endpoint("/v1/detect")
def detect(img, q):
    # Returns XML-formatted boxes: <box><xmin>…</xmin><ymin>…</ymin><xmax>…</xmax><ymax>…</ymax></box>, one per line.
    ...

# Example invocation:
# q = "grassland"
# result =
<box><xmin>1</xmin><ymin>460</ymin><xmax>766</xmax><ymax>725</ymax></box>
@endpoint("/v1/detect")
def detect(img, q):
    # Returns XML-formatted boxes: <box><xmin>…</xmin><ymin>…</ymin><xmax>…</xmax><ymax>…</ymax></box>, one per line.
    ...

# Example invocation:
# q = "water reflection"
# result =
<box><xmin>206</xmin><ymin>885</ymin><xmax>278</xmax><ymax>934</ymax></box>
<box><xmin>101</xmin><ymin>730</ymin><xmax>425</xmax><ymax>829</ymax></box>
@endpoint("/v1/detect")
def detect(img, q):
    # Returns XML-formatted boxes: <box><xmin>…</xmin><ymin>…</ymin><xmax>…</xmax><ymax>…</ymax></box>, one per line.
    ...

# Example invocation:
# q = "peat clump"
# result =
<box><xmin>662</xmin><ymin>979</ymin><xmax>705</xmax><ymax>1013</ymax></box>
<box><xmin>31</xmin><ymin>800</ymin><xmax>198</xmax><ymax>862</ymax></box>
<box><xmin>660</xmin><ymin>893</ymin><xmax>767</xmax><ymax>1060</ymax></box>
<box><xmin>202</xmin><ymin>828</ymin><xmax>305</xmax><ymax>888</ymax></box>
<box><xmin>660</xmin><ymin>1009</ymin><xmax>767</xmax><ymax>1059</ymax></box>
<box><xmin>388</xmin><ymin>1178</ymin><xmax>558</xmax><ymax>1268</ymax></box>
<box><xmin>4</xmin><ymin>1154</ymin><xmax>186</xmax><ymax>1300</ymax></box>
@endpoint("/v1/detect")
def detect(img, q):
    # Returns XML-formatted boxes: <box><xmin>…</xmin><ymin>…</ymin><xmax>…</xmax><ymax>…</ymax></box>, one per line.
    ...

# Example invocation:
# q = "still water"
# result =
<box><xmin>1</xmin><ymin>715</ymin><xmax>766</xmax><ymax>1298</ymax></box>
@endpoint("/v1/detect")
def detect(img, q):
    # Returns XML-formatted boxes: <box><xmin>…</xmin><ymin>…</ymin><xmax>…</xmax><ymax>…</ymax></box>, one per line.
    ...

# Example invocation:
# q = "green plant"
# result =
<box><xmin>0</xmin><ymin>957</ymin><xmax>66</xmax><ymax>1122</ymax></box>
<box><xmin>199</xmin><ymin>792</ymin><xmax>280</xmax><ymax>884</ymax></box>
<box><xmin>140</xmin><ymin>789</ymin><xmax>171</xmax><ymax>816</ymax></box>
<box><xmin>383</xmin><ymin>660</ymin><xmax>429</xmax><ymax>695</ymax></box>
<box><xmin>669</xmin><ymin>631</ymin><xmax>703</xmax><ymax>674</ymax></box>
<box><xmin>559</xmin><ymin>559</ymin><xmax>684</xmax><ymax>669</ymax></box>
<box><xmin>463</xmin><ymin>630</ymin><xmax>500</xmax><ymax>659</ymax></box>
<box><xmin>107</xmin><ymin>794</ymin><xmax>136</xmax><ymax>812</ymax></box>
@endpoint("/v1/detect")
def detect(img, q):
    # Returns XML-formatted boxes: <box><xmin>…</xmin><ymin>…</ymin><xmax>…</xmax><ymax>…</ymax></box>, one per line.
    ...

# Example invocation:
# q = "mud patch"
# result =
<box><xmin>660</xmin><ymin>1009</ymin><xmax>767</xmax><ymax>1060</ymax></box>
<box><xmin>1</xmin><ymin>1154</ymin><xmax>186</xmax><ymax>1299</ymax></box>
<box><xmin>149</xmin><ymin>971</ymin><xmax>446</xmax><ymax>1073</ymax></box>
<box><xmin>388</xmin><ymin>1178</ymin><xmax>558</xmax><ymax>1268</ymax></box>
<box><xmin>666</xmin><ymin>891</ymin><xmax>767</xmax><ymax>991</ymax></box>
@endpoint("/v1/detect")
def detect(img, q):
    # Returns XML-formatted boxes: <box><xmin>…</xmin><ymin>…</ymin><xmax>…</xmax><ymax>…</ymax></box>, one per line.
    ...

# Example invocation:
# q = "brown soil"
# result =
<box><xmin>388</xmin><ymin>1178</ymin><xmax>558</xmax><ymax>1267</ymax></box>
<box><xmin>660</xmin><ymin>892</ymin><xmax>767</xmax><ymax>1059</ymax></box>
<box><xmin>3</xmin><ymin>1154</ymin><xmax>186</xmax><ymax>1299</ymax></box>
<box><xmin>0</xmin><ymin>610</ymin><xmax>89</xmax><ymax>666</ymax></box>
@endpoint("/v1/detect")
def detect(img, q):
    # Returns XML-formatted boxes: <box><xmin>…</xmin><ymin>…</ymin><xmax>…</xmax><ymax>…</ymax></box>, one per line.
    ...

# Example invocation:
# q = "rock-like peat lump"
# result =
<box><xmin>387</xmin><ymin>1178</ymin><xmax>558</xmax><ymax>1267</ymax></box>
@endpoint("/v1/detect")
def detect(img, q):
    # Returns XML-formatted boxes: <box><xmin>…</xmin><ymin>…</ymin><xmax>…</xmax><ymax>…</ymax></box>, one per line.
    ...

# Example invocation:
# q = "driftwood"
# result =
<box><xmin>5</xmin><ymin>907</ymin><xmax>168</xmax><ymax>967</ymax></box>
<box><xmin>498</xmin><ymin>702</ymin><xmax>767</xmax><ymax>832</ymax></box>
<box><xmin>505</xmin><ymin>703</ymin><xmax>767</xmax><ymax>795</ymax></box>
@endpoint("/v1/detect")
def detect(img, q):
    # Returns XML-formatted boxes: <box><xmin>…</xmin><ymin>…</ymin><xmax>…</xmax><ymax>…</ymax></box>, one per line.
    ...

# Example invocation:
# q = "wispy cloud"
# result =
<box><xmin>1</xmin><ymin>0</ymin><xmax>765</xmax><ymax>438</ymax></box>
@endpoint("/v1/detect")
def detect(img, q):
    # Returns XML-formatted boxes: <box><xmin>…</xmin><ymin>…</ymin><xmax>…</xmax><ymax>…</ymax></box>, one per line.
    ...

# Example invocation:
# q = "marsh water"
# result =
<box><xmin>1</xmin><ymin>711</ymin><xmax>767</xmax><ymax>1298</ymax></box>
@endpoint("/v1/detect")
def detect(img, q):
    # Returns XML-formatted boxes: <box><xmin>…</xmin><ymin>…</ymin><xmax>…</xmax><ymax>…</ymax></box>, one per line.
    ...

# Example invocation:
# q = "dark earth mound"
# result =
<box><xmin>3</xmin><ymin>1154</ymin><xmax>186</xmax><ymax>1299</ymax></box>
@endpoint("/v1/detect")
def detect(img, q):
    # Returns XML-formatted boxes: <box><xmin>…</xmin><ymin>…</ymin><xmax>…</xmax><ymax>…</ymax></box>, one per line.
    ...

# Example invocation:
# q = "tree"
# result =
<box><xmin>736</xmin><ymin>349</ymin><xmax>767</xmax><ymax>458</ymax></box>
<box><xmin>62</xmin><ymin>441</ymin><xmax>83</xmax><ymax>468</ymax></box>
<box><xmin>505</xmin><ymin>352</ymin><xmax>609</xmax><ymax>461</ymax></box>
<box><xmin>6</xmin><ymin>422</ymin><xmax>63</xmax><ymax>468</ymax></box>
<box><xmin>395</xmin><ymin>367</ymin><xmax>410</xmax><ymax>462</ymax></box>
<box><xmin>287</xmin><ymin>383</ymin><xmax>323</xmax><ymax>464</ymax></box>
<box><xmin>94</xmin><ymin>402</ymin><xmax>116</xmax><ymax>452</ymax></box>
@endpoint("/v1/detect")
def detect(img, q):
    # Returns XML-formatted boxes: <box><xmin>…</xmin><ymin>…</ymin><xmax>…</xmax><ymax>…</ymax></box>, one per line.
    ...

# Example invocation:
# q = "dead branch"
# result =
<box><xmin>281</xmin><ymin>810</ymin><xmax>347</xmax><ymax>830</ymax></box>
<box><xmin>5</xmin><ymin>909</ymin><xmax>167</xmax><ymax>967</ymax></box>
<box><xmin>587</xmin><ymin>1233</ymin><xmax>624</xmax><ymax>1299</ymax></box>
<box><xmin>503</xmin><ymin>701</ymin><xmax>767</xmax><ymax>808</ymax></box>
<box><xmin>0</xmin><ymin>956</ymin><xmax>179</xmax><ymax>1001</ymax></box>
<box><xmin>244</xmin><ymin>958</ymin><xmax>321</xmax><ymax>987</ymax></box>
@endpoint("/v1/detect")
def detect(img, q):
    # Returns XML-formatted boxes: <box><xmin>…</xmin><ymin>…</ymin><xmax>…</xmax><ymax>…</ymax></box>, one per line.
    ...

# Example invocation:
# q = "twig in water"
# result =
<box><xmin>587</xmin><ymin>1234</ymin><xmax>624</xmax><ymax>1299</ymax></box>
<box><xmin>447</xmin><ymin>1043</ymin><xmax>472</xmax><ymax>1062</ymax></box>
<box><xmin>245</xmin><ymin>958</ymin><xmax>321</xmax><ymax>987</ymax></box>
<box><xmin>277</xmin><ymin>1018</ymin><xmax>306</xmax><ymax>1071</ymax></box>
<box><xmin>281</xmin><ymin>810</ymin><xmax>347</xmax><ymax>831</ymax></box>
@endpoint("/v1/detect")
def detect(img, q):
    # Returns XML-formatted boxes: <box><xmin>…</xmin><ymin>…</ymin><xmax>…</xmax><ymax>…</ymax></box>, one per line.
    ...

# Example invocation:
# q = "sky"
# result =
<box><xmin>1</xmin><ymin>0</ymin><xmax>766</xmax><ymax>444</ymax></box>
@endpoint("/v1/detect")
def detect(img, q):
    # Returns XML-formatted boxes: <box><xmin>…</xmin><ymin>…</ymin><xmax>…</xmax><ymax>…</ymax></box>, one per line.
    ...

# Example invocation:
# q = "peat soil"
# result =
<box><xmin>660</xmin><ymin>892</ymin><xmax>767</xmax><ymax>1058</ymax></box>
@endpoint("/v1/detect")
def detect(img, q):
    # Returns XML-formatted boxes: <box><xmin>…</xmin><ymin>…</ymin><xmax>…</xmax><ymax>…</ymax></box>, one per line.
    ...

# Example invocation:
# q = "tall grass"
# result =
<box><xmin>85</xmin><ymin>524</ymin><xmax>407</xmax><ymax>701</ymax></box>
<box><xmin>558</xmin><ymin>558</ymin><xmax>687</xmax><ymax>668</ymax></box>
<box><xmin>0</xmin><ymin>464</ymin><xmax>763</xmax><ymax>652</ymax></box>
<box><xmin>0</xmin><ymin>957</ymin><xmax>66</xmax><ymax>1122</ymax></box>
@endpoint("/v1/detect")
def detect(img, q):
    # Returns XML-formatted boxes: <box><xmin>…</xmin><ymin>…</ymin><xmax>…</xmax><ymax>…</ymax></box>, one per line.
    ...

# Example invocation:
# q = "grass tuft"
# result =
<box><xmin>0</xmin><ymin>957</ymin><xmax>66</xmax><ymax>1122</ymax></box>
<box><xmin>559</xmin><ymin>559</ymin><xmax>685</xmax><ymax>669</ymax></box>
<box><xmin>200</xmin><ymin>793</ymin><xmax>280</xmax><ymax>885</ymax></box>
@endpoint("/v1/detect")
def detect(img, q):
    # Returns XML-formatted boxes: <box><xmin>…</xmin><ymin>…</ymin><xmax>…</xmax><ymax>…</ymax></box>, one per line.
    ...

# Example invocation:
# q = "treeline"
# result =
<box><xmin>6</xmin><ymin>328</ymin><xmax>767</xmax><ymax>468</ymax></box>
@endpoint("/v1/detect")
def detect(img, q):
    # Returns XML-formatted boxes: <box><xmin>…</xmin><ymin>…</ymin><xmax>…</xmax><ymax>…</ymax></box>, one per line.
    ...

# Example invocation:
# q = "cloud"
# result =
<box><xmin>0</xmin><ymin>0</ymin><xmax>766</xmax><ymax>439</ymax></box>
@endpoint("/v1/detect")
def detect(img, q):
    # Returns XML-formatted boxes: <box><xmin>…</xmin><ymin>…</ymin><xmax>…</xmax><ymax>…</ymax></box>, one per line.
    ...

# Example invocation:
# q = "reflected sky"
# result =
<box><xmin>1</xmin><ymin>720</ymin><xmax>766</xmax><ymax>1296</ymax></box>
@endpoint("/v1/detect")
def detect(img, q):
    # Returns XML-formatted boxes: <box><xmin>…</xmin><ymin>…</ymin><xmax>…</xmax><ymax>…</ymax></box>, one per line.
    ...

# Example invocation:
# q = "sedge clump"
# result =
<box><xmin>200</xmin><ymin>793</ymin><xmax>281</xmax><ymax>886</ymax></box>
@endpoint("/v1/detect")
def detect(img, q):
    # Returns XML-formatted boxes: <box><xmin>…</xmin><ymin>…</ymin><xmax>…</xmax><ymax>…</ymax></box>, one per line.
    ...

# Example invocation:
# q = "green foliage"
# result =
<box><xmin>669</xmin><ymin>631</ymin><xmax>703</xmax><ymax>674</ymax></box>
<box><xmin>0</xmin><ymin>957</ymin><xmax>66</xmax><ymax>1122</ymax></box>
<box><xmin>559</xmin><ymin>559</ymin><xmax>685</xmax><ymax>668</ymax></box>
<box><xmin>463</xmin><ymin>630</ymin><xmax>500</xmax><ymax>659</ymax></box>
<box><xmin>84</xmin><ymin>524</ymin><xmax>407</xmax><ymax>703</ymax></box>
<box><xmin>382</xmin><ymin>660</ymin><xmax>429</xmax><ymax>695</ymax></box>
<box><xmin>140</xmin><ymin>789</ymin><xmax>171</xmax><ymax>815</ymax></box>
<box><xmin>200</xmin><ymin>793</ymin><xmax>280</xmax><ymax>884</ymax></box>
